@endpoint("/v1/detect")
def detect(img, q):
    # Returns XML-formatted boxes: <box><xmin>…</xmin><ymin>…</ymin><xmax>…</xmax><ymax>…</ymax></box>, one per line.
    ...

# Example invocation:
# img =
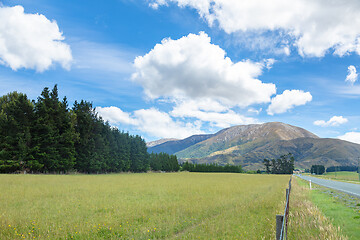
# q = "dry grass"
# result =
<box><xmin>288</xmin><ymin>177</ymin><xmax>347</xmax><ymax>239</ymax></box>
<box><xmin>0</xmin><ymin>172</ymin><xmax>289</xmax><ymax>239</ymax></box>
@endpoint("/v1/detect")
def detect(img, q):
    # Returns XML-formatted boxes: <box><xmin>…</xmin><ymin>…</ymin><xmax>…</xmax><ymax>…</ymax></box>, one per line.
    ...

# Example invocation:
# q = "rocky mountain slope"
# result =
<box><xmin>147</xmin><ymin>122</ymin><xmax>360</xmax><ymax>170</ymax></box>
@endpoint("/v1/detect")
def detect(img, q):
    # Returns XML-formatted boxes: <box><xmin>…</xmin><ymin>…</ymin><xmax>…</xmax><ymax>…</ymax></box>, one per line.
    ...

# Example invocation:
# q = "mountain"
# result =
<box><xmin>146</xmin><ymin>138</ymin><xmax>179</xmax><ymax>148</ymax></box>
<box><xmin>147</xmin><ymin>122</ymin><xmax>360</xmax><ymax>170</ymax></box>
<box><xmin>148</xmin><ymin>134</ymin><xmax>214</xmax><ymax>155</ymax></box>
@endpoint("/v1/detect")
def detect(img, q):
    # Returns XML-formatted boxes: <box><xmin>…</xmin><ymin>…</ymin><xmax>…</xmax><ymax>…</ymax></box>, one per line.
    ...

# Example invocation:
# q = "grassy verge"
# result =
<box><xmin>0</xmin><ymin>172</ymin><xmax>289</xmax><ymax>239</ymax></box>
<box><xmin>288</xmin><ymin>177</ymin><xmax>347</xmax><ymax>239</ymax></box>
<box><xmin>303</xmin><ymin>172</ymin><xmax>360</xmax><ymax>184</ymax></box>
<box><xmin>322</xmin><ymin>172</ymin><xmax>360</xmax><ymax>183</ymax></box>
<box><xmin>309</xmin><ymin>184</ymin><xmax>360</xmax><ymax>239</ymax></box>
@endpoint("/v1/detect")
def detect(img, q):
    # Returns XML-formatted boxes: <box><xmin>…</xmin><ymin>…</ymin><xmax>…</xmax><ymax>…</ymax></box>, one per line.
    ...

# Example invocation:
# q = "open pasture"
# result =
<box><xmin>0</xmin><ymin>173</ymin><xmax>289</xmax><ymax>239</ymax></box>
<box><xmin>323</xmin><ymin>171</ymin><xmax>359</xmax><ymax>182</ymax></box>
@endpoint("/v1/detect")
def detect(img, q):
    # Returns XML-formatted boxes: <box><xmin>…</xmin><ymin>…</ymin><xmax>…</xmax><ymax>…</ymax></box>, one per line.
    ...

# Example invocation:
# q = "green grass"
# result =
<box><xmin>295</xmin><ymin>177</ymin><xmax>360</xmax><ymax>239</ymax></box>
<box><xmin>303</xmin><ymin>171</ymin><xmax>360</xmax><ymax>184</ymax></box>
<box><xmin>0</xmin><ymin>173</ymin><xmax>291</xmax><ymax>239</ymax></box>
<box><xmin>310</xmin><ymin>185</ymin><xmax>360</xmax><ymax>239</ymax></box>
<box><xmin>288</xmin><ymin>177</ymin><xmax>346</xmax><ymax>239</ymax></box>
<box><xmin>322</xmin><ymin>171</ymin><xmax>360</xmax><ymax>182</ymax></box>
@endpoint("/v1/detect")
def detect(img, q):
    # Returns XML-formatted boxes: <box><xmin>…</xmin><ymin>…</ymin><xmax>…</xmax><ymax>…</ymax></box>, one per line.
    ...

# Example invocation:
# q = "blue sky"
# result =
<box><xmin>1</xmin><ymin>0</ymin><xmax>360</xmax><ymax>142</ymax></box>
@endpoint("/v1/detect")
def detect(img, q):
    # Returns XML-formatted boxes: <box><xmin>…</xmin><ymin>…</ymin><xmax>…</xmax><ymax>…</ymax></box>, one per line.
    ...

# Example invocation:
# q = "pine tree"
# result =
<box><xmin>0</xmin><ymin>92</ymin><xmax>36</xmax><ymax>173</ymax></box>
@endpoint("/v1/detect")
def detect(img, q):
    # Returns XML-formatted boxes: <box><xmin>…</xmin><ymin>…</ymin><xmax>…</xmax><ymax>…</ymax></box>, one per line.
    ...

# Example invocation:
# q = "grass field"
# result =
<box><xmin>0</xmin><ymin>173</ymin><xmax>291</xmax><ymax>239</ymax></box>
<box><xmin>322</xmin><ymin>171</ymin><xmax>360</xmax><ymax>182</ymax></box>
<box><xmin>304</xmin><ymin>171</ymin><xmax>360</xmax><ymax>183</ymax></box>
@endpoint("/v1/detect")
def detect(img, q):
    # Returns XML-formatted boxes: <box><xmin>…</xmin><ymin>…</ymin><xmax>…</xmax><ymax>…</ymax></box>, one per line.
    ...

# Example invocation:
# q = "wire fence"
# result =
<box><xmin>276</xmin><ymin>175</ymin><xmax>292</xmax><ymax>240</ymax></box>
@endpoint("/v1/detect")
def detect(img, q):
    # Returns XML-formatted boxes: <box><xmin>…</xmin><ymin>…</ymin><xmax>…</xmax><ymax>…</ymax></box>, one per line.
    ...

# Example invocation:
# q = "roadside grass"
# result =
<box><xmin>304</xmin><ymin>172</ymin><xmax>360</xmax><ymax>184</ymax></box>
<box><xmin>322</xmin><ymin>171</ymin><xmax>359</xmax><ymax>183</ymax></box>
<box><xmin>310</xmin><ymin>185</ymin><xmax>360</xmax><ymax>239</ymax></box>
<box><xmin>0</xmin><ymin>172</ymin><xmax>290</xmax><ymax>239</ymax></box>
<box><xmin>288</xmin><ymin>177</ymin><xmax>347</xmax><ymax>239</ymax></box>
<box><xmin>295</xmin><ymin>177</ymin><xmax>360</xmax><ymax>239</ymax></box>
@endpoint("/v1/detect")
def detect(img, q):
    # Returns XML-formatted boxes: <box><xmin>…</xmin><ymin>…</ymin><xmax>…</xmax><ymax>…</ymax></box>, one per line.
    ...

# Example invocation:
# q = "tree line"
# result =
<box><xmin>263</xmin><ymin>153</ymin><xmax>294</xmax><ymax>174</ymax></box>
<box><xmin>326</xmin><ymin>165</ymin><xmax>358</xmax><ymax>172</ymax></box>
<box><xmin>0</xmin><ymin>85</ymin><xmax>179</xmax><ymax>174</ymax></box>
<box><xmin>307</xmin><ymin>165</ymin><xmax>359</xmax><ymax>175</ymax></box>
<box><xmin>181</xmin><ymin>162</ymin><xmax>243</xmax><ymax>173</ymax></box>
<box><xmin>149</xmin><ymin>152</ymin><xmax>180</xmax><ymax>172</ymax></box>
<box><xmin>310</xmin><ymin>165</ymin><xmax>325</xmax><ymax>175</ymax></box>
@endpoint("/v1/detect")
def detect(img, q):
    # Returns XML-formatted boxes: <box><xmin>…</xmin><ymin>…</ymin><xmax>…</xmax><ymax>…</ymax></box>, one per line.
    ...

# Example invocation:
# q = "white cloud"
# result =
<box><xmin>283</xmin><ymin>46</ymin><xmax>290</xmax><ymax>56</ymax></box>
<box><xmin>150</xmin><ymin>0</ymin><xmax>360</xmax><ymax>57</ymax></box>
<box><xmin>267</xmin><ymin>90</ymin><xmax>312</xmax><ymax>115</ymax></box>
<box><xmin>134</xmin><ymin>108</ymin><xmax>204</xmax><ymax>138</ymax></box>
<box><xmin>0</xmin><ymin>5</ymin><xmax>72</xmax><ymax>72</ymax></box>
<box><xmin>248</xmin><ymin>108</ymin><xmax>262</xmax><ymax>115</ymax></box>
<box><xmin>226</xmin><ymin>30</ymin><xmax>292</xmax><ymax>56</ymax></box>
<box><xmin>170</xmin><ymin>100</ymin><xmax>259</xmax><ymax>128</ymax></box>
<box><xmin>96</xmin><ymin>106</ymin><xmax>204</xmax><ymax>139</ymax></box>
<box><xmin>345</xmin><ymin>65</ymin><xmax>358</xmax><ymax>85</ymax></box>
<box><xmin>314</xmin><ymin>116</ymin><xmax>348</xmax><ymax>127</ymax></box>
<box><xmin>96</xmin><ymin>106</ymin><xmax>136</xmax><ymax>125</ymax></box>
<box><xmin>132</xmin><ymin>32</ymin><xmax>276</xmax><ymax>107</ymax></box>
<box><xmin>338</xmin><ymin>132</ymin><xmax>360</xmax><ymax>144</ymax></box>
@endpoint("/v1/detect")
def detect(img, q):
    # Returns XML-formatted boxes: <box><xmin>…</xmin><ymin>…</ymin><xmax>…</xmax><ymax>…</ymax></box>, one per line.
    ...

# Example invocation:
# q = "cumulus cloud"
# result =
<box><xmin>132</xmin><ymin>32</ymin><xmax>276</xmax><ymax>107</ymax></box>
<box><xmin>133</xmin><ymin>108</ymin><xmax>204</xmax><ymax>138</ymax></box>
<box><xmin>150</xmin><ymin>0</ymin><xmax>360</xmax><ymax>57</ymax></box>
<box><xmin>345</xmin><ymin>65</ymin><xmax>358</xmax><ymax>85</ymax></box>
<box><xmin>96</xmin><ymin>106</ymin><xmax>204</xmax><ymax>139</ymax></box>
<box><xmin>96</xmin><ymin>106</ymin><xmax>136</xmax><ymax>125</ymax></box>
<box><xmin>338</xmin><ymin>132</ymin><xmax>360</xmax><ymax>144</ymax></box>
<box><xmin>0</xmin><ymin>5</ymin><xmax>72</xmax><ymax>72</ymax></box>
<box><xmin>314</xmin><ymin>116</ymin><xmax>348</xmax><ymax>127</ymax></box>
<box><xmin>267</xmin><ymin>90</ymin><xmax>312</xmax><ymax>115</ymax></box>
<box><xmin>170</xmin><ymin>100</ymin><xmax>258</xmax><ymax>128</ymax></box>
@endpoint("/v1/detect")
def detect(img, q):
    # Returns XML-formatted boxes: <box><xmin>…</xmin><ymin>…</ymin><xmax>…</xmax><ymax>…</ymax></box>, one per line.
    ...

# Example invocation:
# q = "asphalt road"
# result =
<box><xmin>296</xmin><ymin>175</ymin><xmax>360</xmax><ymax>198</ymax></box>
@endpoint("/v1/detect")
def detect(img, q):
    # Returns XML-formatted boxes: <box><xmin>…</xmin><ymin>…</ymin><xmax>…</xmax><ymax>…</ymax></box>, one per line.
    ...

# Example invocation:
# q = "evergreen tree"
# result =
<box><xmin>32</xmin><ymin>85</ymin><xmax>76</xmax><ymax>172</ymax></box>
<box><xmin>0</xmin><ymin>92</ymin><xmax>36</xmax><ymax>172</ymax></box>
<box><xmin>311</xmin><ymin>165</ymin><xmax>325</xmax><ymax>175</ymax></box>
<box><xmin>263</xmin><ymin>153</ymin><xmax>295</xmax><ymax>174</ymax></box>
<box><xmin>0</xmin><ymin>86</ymin><xmax>149</xmax><ymax>174</ymax></box>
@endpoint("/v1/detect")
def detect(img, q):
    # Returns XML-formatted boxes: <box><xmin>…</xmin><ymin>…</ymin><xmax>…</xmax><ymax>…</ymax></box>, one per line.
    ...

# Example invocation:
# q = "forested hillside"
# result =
<box><xmin>0</xmin><ymin>85</ymin><xmax>151</xmax><ymax>173</ymax></box>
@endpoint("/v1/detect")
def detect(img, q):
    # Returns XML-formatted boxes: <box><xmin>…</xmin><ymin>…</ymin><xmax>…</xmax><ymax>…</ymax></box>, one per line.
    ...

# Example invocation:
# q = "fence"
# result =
<box><xmin>276</xmin><ymin>175</ymin><xmax>292</xmax><ymax>240</ymax></box>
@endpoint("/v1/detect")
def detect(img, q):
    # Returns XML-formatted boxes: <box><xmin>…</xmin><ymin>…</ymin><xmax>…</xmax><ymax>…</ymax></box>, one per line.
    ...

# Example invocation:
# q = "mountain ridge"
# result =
<box><xmin>147</xmin><ymin>122</ymin><xmax>359</xmax><ymax>170</ymax></box>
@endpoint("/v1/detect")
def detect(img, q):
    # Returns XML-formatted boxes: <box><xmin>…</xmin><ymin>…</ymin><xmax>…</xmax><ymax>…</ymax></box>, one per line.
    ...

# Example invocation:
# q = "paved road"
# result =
<box><xmin>296</xmin><ymin>175</ymin><xmax>360</xmax><ymax>198</ymax></box>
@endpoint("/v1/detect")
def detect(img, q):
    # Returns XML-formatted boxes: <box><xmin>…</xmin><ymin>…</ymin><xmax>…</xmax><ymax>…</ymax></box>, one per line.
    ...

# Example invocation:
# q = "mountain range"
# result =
<box><xmin>147</xmin><ymin>122</ymin><xmax>360</xmax><ymax>170</ymax></box>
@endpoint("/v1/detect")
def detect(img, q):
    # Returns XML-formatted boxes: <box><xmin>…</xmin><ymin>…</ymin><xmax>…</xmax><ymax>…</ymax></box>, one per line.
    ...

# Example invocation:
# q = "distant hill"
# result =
<box><xmin>147</xmin><ymin>122</ymin><xmax>360</xmax><ymax>170</ymax></box>
<box><xmin>147</xmin><ymin>134</ymin><xmax>214</xmax><ymax>155</ymax></box>
<box><xmin>146</xmin><ymin>138</ymin><xmax>179</xmax><ymax>148</ymax></box>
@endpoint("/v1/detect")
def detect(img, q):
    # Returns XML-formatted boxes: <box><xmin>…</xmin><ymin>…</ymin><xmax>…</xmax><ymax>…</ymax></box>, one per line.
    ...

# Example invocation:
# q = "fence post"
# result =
<box><xmin>285</xmin><ymin>188</ymin><xmax>290</xmax><ymax>238</ymax></box>
<box><xmin>276</xmin><ymin>215</ymin><xmax>284</xmax><ymax>240</ymax></box>
<box><xmin>309</xmin><ymin>180</ymin><xmax>312</xmax><ymax>190</ymax></box>
<box><xmin>275</xmin><ymin>176</ymin><xmax>292</xmax><ymax>240</ymax></box>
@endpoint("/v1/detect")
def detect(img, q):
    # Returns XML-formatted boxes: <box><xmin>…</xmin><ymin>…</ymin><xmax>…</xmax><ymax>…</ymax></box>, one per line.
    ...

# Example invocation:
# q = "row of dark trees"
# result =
<box><xmin>149</xmin><ymin>153</ymin><xmax>180</xmax><ymax>172</ymax></box>
<box><xmin>310</xmin><ymin>165</ymin><xmax>325</xmax><ymax>175</ymax></box>
<box><xmin>181</xmin><ymin>162</ymin><xmax>243</xmax><ymax>173</ymax></box>
<box><xmin>0</xmin><ymin>85</ymin><xmax>154</xmax><ymax>173</ymax></box>
<box><xmin>306</xmin><ymin>165</ymin><xmax>359</xmax><ymax>175</ymax></box>
<box><xmin>326</xmin><ymin>165</ymin><xmax>358</xmax><ymax>172</ymax></box>
<box><xmin>263</xmin><ymin>153</ymin><xmax>295</xmax><ymax>174</ymax></box>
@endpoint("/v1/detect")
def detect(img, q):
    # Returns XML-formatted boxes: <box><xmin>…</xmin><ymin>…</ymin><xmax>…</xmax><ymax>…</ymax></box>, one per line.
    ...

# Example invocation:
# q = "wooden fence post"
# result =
<box><xmin>276</xmin><ymin>214</ymin><xmax>283</xmax><ymax>240</ymax></box>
